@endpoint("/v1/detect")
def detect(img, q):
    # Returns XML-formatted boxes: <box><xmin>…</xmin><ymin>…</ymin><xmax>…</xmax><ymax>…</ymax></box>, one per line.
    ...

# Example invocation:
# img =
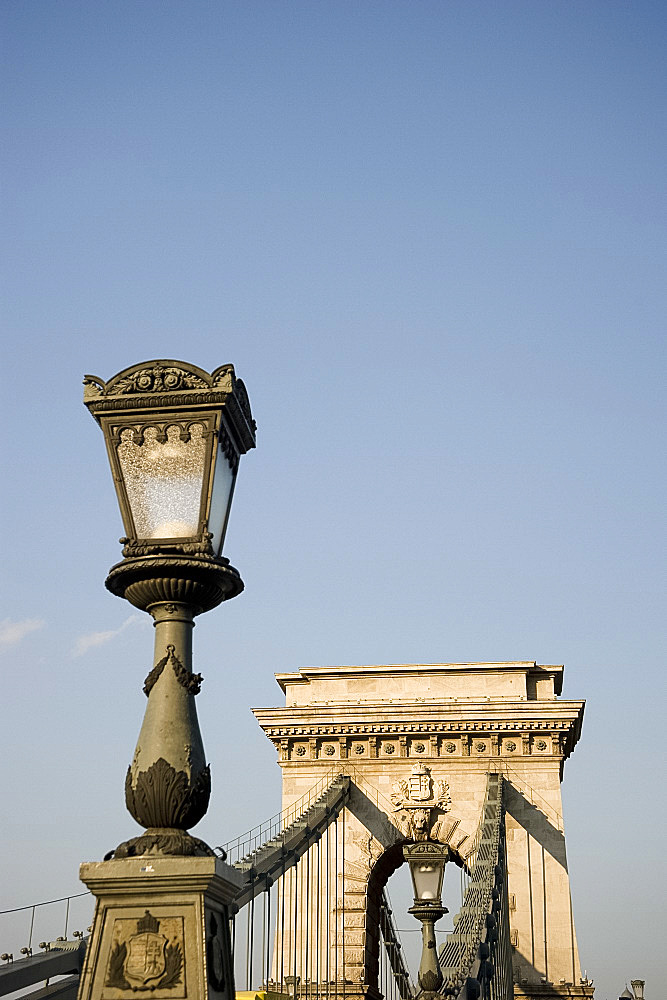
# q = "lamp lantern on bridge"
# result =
<box><xmin>408</xmin><ymin>848</ymin><xmax>447</xmax><ymax>904</ymax></box>
<box><xmin>404</xmin><ymin>841</ymin><xmax>450</xmax><ymax>997</ymax></box>
<box><xmin>285</xmin><ymin>974</ymin><xmax>301</xmax><ymax>1000</ymax></box>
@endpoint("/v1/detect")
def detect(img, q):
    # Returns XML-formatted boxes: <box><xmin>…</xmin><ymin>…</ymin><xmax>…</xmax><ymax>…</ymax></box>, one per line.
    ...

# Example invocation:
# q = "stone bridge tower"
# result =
<box><xmin>254</xmin><ymin>661</ymin><xmax>591</xmax><ymax>1000</ymax></box>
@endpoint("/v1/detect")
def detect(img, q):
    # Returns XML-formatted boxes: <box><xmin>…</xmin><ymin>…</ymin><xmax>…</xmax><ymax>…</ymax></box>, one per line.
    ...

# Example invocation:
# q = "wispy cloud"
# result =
<box><xmin>0</xmin><ymin>617</ymin><xmax>46</xmax><ymax>649</ymax></box>
<box><xmin>73</xmin><ymin>614</ymin><xmax>143</xmax><ymax>657</ymax></box>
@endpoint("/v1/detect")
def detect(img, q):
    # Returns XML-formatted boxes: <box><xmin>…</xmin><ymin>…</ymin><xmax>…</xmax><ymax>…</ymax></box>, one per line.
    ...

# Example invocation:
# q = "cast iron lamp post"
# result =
<box><xmin>404</xmin><ymin>842</ymin><xmax>450</xmax><ymax>997</ymax></box>
<box><xmin>83</xmin><ymin>359</ymin><xmax>255</xmax><ymax>858</ymax></box>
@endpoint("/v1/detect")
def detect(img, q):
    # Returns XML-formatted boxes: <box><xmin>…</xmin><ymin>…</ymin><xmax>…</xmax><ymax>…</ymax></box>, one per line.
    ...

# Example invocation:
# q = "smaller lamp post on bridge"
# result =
<box><xmin>77</xmin><ymin>360</ymin><xmax>255</xmax><ymax>1000</ymax></box>
<box><xmin>404</xmin><ymin>842</ymin><xmax>450</xmax><ymax>998</ymax></box>
<box><xmin>285</xmin><ymin>974</ymin><xmax>301</xmax><ymax>1000</ymax></box>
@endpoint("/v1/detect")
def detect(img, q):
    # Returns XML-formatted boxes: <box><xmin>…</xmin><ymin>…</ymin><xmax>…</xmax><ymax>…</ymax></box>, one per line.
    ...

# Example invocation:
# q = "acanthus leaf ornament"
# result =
<box><xmin>111</xmin><ymin>828</ymin><xmax>214</xmax><ymax>859</ymax></box>
<box><xmin>391</xmin><ymin>778</ymin><xmax>409</xmax><ymax>805</ymax></box>
<box><xmin>112</xmin><ymin>364</ymin><xmax>210</xmax><ymax>395</ymax></box>
<box><xmin>125</xmin><ymin>757</ymin><xmax>211</xmax><ymax>830</ymax></box>
<box><xmin>106</xmin><ymin>941</ymin><xmax>130</xmax><ymax>990</ymax></box>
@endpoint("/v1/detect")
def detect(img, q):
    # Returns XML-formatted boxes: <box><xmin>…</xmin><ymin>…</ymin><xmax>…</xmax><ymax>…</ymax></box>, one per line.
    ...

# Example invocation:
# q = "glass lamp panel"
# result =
<box><xmin>411</xmin><ymin>861</ymin><xmax>444</xmax><ymax>902</ymax></box>
<box><xmin>208</xmin><ymin>445</ymin><xmax>236</xmax><ymax>556</ymax></box>
<box><xmin>117</xmin><ymin>423</ymin><xmax>207</xmax><ymax>539</ymax></box>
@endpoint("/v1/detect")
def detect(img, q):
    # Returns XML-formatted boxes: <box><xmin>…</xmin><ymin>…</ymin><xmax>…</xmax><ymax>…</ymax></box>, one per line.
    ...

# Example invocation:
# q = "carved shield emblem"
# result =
<box><xmin>105</xmin><ymin>910</ymin><xmax>184</xmax><ymax>994</ymax></box>
<box><xmin>408</xmin><ymin>763</ymin><xmax>432</xmax><ymax>801</ymax></box>
<box><xmin>125</xmin><ymin>930</ymin><xmax>167</xmax><ymax>986</ymax></box>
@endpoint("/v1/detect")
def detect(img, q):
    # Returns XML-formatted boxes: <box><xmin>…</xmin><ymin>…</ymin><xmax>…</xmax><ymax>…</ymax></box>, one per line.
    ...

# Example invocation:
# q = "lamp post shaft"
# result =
<box><xmin>113</xmin><ymin>599</ymin><xmax>216</xmax><ymax>857</ymax></box>
<box><xmin>151</xmin><ymin>601</ymin><xmax>194</xmax><ymax>662</ymax></box>
<box><xmin>135</xmin><ymin>602</ymin><xmax>202</xmax><ymax>780</ymax></box>
<box><xmin>417</xmin><ymin>912</ymin><xmax>443</xmax><ymax>995</ymax></box>
<box><xmin>407</xmin><ymin>903</ymin><xmax>445</xmax><ymax>995</ymax></box>
<box><xmin>130</xmin><ymin>602</ymin><xmax>206</xmax><ymax>799</ymax></box>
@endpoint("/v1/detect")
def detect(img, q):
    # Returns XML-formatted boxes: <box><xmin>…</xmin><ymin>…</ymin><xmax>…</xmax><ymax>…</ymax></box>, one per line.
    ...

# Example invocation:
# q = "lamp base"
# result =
<box><xmin>78</xmin><ymin>855</ymin><xmax>242</xmax><ymax>1000</ymax></box>
<box><xmin>107</xmin><ymin>828</ymin><xmax>215</xmax><ymax>860</ymax></box>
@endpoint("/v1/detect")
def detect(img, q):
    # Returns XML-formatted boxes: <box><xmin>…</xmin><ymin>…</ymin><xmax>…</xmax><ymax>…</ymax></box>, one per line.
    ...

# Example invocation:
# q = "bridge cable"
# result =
<box><xmin>341</xmin><ymin>801</ymin><xmax>346</xmax><ymax>1000</ymax></box>
<box><xmin>300</xmin><ymin>845</ymin><xmax>305</xmax><ymax>998</ymax></box>
<box><xmin>280</xmin><ymin>854</ymin><xmax>285</xmax><ymax>986</ymax></box>
<box><xmin>246</xmin><ymin>875</ymin><xmax>252</xmax><ymax>989</ymax></box>
<box><xmin>292</xmin><ymin>855</ymin><xmax>298</xmax><ymax>991</ymax></box>
<box><xmin>334</xmin><ymin>815</ymin><xmax>338</xmax><ymax>993</ymax></box>
<box><xmin>316</xmin><ymin>835</ymin><xmax>321</xmax><ymax>1000</ymax></box>
<box><xmin>326</xmin><ymin>816</ymin><xmax>331</xmax><ymax>1000</ymax></box>
<box><xmin>305</xmin><ymin>842</ymin><xmax>310</xmax><ymax>1000</ymax></box>
<box><xmin>264</xmin><ymin>877</ymin><xmax>271</xmax><ymax>990</ymax></box>
<box><xmin>260</xmin><ymin>881</ymin><xmax>265</xmax><ymax>989</ymax></box>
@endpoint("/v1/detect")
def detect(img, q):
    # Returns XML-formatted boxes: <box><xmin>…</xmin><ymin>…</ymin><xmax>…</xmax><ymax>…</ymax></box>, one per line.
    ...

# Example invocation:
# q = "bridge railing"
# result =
<box><xmin>0</xmin><ymin>890</ymin><xmax>92</xmax><ymax>960</ymax></box>
<box><xmin>218</xmin><ymin>766</ymin><xmax>345</xmax><ymax>865</ymax></box>
<box><xmin>0</xmin><ymin>891</ymin><xmax>93</xmax><ymax>998</ymax></box>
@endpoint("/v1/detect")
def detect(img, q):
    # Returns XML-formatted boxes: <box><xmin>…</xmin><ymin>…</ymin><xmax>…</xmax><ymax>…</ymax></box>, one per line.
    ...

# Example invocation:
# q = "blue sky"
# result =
<box><xmin>1</xmin><ymin>3</ymin><xmax>665</xmax><ymax>997</ymax></box>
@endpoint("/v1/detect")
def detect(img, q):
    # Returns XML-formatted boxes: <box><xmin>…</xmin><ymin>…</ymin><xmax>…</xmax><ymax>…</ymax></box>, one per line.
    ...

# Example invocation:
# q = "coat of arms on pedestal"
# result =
<box><xmin>105</xmin><ymin>911</ymin><xmax>184</xmax><ymax>993</ymax></box>
<box><xmin>390</xmin><ymin>763</ymin><xmax>451</xmax><ymax>841</ymax></box>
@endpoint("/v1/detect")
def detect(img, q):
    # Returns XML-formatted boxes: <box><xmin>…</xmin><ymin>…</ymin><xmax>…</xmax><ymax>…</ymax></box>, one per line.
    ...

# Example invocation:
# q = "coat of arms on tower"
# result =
<box><xmin>105</xmin><ymin>911</ymin><xmax>184</xmax><ymax>992</ymax></box>
<box><xmin>390</xmin><ymin>763</ymin><xmax>451</xmax><ymax>841</ymax></box>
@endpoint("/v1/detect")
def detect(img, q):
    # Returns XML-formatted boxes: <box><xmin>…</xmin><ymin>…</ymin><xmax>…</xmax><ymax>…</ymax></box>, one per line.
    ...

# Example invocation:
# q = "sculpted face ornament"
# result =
<box><xmin>410</xmin><ymin>808</ymin><xmax>431</xmax><ymax>839</ymax></box>
<box><xmin>391</xmin><ymin>763</ymin><xmax>451</xmax><ymax>841</ymax></box>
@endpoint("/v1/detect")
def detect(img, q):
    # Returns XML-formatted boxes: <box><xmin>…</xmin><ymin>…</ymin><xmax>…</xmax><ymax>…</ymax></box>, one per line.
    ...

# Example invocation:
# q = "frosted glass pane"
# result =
<box><xmin>209</xmin><ymin>448</ymin><xmax>235</xmax><ymax>555</ymax></box>
<box><xmin>412</xmin><ymin>863</ymin><xmax>443</xmax><ymax>901</ymax></box>
<box><xmin>117</xmin><ymin>423</ymin><xmax>206</xmax><ymax>539</ymax></box>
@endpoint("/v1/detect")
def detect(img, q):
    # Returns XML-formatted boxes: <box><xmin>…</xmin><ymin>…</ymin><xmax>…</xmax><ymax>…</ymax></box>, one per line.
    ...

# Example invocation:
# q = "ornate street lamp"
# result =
<box><xmin>404</xmin><ymin>842</ymin><xmax>450</xmax><ymax>997</ymax></box>
<box><xmin>77</xmin><ymin>360</ymin><xmax>255</xmax><ymax>1000</ymax></box>
<box><xmin>83</xmin><ymin>359</ymin><xmax>255</xmax><ymax>857</ymax></box>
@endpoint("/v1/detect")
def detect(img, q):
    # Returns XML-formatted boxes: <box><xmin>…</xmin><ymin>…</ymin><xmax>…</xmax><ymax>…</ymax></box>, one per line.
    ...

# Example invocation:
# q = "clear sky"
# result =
<box><xmin>1</xmin><ymin>3</ymin><xmax>664</xmax><ymax>997</ymax></box>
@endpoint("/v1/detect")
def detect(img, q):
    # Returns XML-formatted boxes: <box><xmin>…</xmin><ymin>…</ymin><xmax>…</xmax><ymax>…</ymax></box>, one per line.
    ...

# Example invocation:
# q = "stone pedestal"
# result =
<box><xmin>78</xmin><ymin>856</ymin><xmax>243</xmax><ymax>1000</ymax></box>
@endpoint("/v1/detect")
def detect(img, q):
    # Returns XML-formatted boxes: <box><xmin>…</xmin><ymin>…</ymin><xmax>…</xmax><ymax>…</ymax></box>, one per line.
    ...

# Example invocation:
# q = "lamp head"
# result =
<box><xmin>404</xmin><ymin>841</ymin><xmax>450</xmax><ymax>904</ymax></box>
<box><xmin>84</xmin><ymin>360</ymin><xmax>255</xmax><ymax>558</ymax></box>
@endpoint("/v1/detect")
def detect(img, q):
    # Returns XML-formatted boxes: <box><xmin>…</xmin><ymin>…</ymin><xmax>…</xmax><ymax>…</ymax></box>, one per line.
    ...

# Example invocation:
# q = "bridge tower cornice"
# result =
<box><xmin>253</xmin><ymin>701</ymin><xmax>585</xmax><ymax>768</ymax></box>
